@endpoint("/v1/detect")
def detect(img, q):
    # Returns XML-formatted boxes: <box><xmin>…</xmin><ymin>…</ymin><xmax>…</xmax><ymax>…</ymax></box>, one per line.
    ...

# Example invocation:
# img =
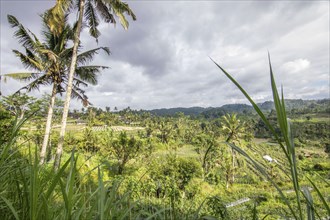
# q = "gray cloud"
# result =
<box><xmin>1</xmin><ymin>1</ymin><xmax>329</xmax><ymax>110</ymax></box>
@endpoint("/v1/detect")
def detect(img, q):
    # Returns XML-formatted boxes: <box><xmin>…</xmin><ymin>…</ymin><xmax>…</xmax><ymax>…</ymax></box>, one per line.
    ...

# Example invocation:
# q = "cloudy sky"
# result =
<box><xmin>1</xmin><ymin>1</ymin><xmax>329</xmax><ymax>110</ymax></box>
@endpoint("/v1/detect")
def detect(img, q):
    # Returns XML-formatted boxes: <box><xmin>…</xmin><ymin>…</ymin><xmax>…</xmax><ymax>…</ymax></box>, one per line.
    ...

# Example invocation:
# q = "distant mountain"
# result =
<box><xmin>257</xmin><ymin>99</ymin><xmax>330</xmax><ymax>112</ymax></box>
<box><xmin>149</xmin><ymin>107</ymin><xmax>208</xmax><ymax>116</ymax></box>
<box><xmin>201</xmin><ymin>104</ymin><xmax>253</xmax><ymax>119</ymax></box>
<box><xmin>147</xmin><ymin>99</ymin><xmax>329</xmax><ymax>117</ymax></box>
<box><xmin>258</xmin><ymin>101</ymin><xmax>274</xmax><ymax>111</ymax></box>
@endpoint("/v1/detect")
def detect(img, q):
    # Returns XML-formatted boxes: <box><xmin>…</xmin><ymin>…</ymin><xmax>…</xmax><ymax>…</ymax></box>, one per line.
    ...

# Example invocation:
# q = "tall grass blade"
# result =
<box><xmin>37</xmin><ymin>154</ymin><xmax>72</xmax><ymax>217</ymax></box>
<box><xmin>66</xmin><ymin>152</ymin><xmax>77</xmax><ymax>219</ymax></box>
<box><xmin>192</xmin><ymin>197</ymin><xmax>208</xmax><ymax>220</ymax></box>
<box><xmin>261</xmin><ymin>214</ymin><xmax>270</xmax><ymax>220</ymax></box>
<box><xmin>200</xmin><ymin>217</ymin><xmax>218</xmax><ymax>220</ymax></box>
<box><xmin>75</xmin><ymin>188</ymin><xmax>99</xmax><ymax>219</ymax></box>
<box><xmin>145</xmin><ymin>208</ymin><xmax>169</xmax><ymax>220</ymax></box>
<box><xmin>306</xmin><ymin>177</ymin><xmax>330</xmax><ymax>216</ymax></box>
<box><xmin>0</xmin><ymin>195</ymin><xmax>20</xmax><ymax>220</ymax></box>
<box><xmin>210</xmin><ymin>57</ymin><xmax>290</xmax><ymax>162</ymax></box>
<box><xmin>59</xmin><ymin>179</ymin><xmax>70</xmax><ymax>219</ymax></box>
<box><xmin>225</xmin><ymin>142</ymin><xmax>298</xmax><ymax>219</ymax></box>
<box><xmin>97</xmin><ymin>167</ymin><xmax>105</xmax><ymax>220</ymax></box>
<box><xmin>301</xmin><ymin>186</ymin><xmax>315</xmax><ymax>220</ymax></box>
<box><xmin>28</xmin><ymin>146</ymin><xmax>39</xmax><ymax>220</ymax></box>
<box><xmin>252</xmin><ymin>202</ymin><xmax>258</xmax><ymax>220</ymax></box>
<box><xmin>268</xmin><ymin>54</ymin><xmax>303</xmax><ymax>219</ymax></box>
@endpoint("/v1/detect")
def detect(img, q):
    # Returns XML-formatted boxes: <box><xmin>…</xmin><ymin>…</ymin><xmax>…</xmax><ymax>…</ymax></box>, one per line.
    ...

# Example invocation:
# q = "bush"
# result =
<box><xmin>0</xmin><ymin>107</ymin><xmax>15</xmax><ymax>144</ymax></box>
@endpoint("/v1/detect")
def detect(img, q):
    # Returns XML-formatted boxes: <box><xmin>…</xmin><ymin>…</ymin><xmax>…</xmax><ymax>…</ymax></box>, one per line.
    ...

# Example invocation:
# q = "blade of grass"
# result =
<box><xmin>37</xmin><ymin>154</ymin><xmax>72</xmax><ymax>217</ymax></box>
<box><xmin>211</xmin><ymin>55</ymin><xmax>312</xmax><ymax>219</ymax></box>
<box><xmin>301</xmin><ymin>186</ymin><xmax>315</xmax><ymax>220</ymax></box>
<box><xmin>225</xmin><ymin>142</ymin><xmax>298</xmax><ymax>219</ymax></box>
<box><xmin>268</xmin><ymin>54</ymin><xmax>303</xmax><ymax>219</ymax></box>
<box><xmin>75</xmin><ymin>187</ymin><xmax>99</xmax><ymax>219</ymax></box>
<box><xmin>29</xmin><ymin>145</ymin><xmax>39</xmax><ymax>220</ymax></box>
<box><xmin>0</xmin><ymin>195</ymin><xmax>20</xmax><ymax>220</ymax></box>
<box><xmin>97</xmin><ymin>167</ymin><xmax>105</xmax><ymax>220</ymax></box>
<box><xmin>209</xmin><ymin>57</ymin><xmax>291</xmax><ymax>162</ymax></box>
<box><xmin>59</xmin><ymin>179</ymin><xmax>70</xmax><ymax>219</ymax></box>
<box><xmin>66</xmin><ymin>152</ymin><xmax>77</xmax><ymax>219</ymax></box>
<box><xmin>145</xmin><ymin>208</ymin><xmax>169</xmax><ymax>220</ymax></box>
<box><xmin>192</xmin><ymin>197</ymin><xmax>208</xmax><ymax>220</ymax></box>
<box><xmin>306</xmin><ymin>176</ymin><xmax>330</xmax><ymax>216</ymax></box>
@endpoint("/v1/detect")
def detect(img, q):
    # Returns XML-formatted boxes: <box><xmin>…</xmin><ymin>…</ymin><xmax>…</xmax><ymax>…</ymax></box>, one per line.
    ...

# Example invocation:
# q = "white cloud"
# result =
<box><xmin>282</xmin><ymin>59</ymin><xmax>311</xmax><ymax>74</ymax></box>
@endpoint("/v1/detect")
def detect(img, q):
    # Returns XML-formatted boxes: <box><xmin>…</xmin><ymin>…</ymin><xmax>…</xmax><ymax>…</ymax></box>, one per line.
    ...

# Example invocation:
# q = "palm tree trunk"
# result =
<box><xmin>226</xmin><ymin>133</ymin><xmax>236</xmax><ymax>185</ymax></box>
<box><xmin>202</xmin><ymin>144</ymin><xmax>213</xmax><ymax>177</ymax></box>
<box><xmin>40</xmin><ymin>84</ymin><xmax>57</xmax><ymax>164</ymax></box>
<box><xmin>231</xmin><ymin>148</ymin><xmax>235</xmax><ymax>184</ymax></box>
<box><xmin>54</xmin><ymin>0</ymin><xmax>85</xmax><ymax>170</ymax></box>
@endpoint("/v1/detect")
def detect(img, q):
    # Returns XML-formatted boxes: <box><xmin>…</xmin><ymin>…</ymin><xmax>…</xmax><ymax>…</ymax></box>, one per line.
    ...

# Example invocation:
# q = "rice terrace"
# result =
<box><xmin>0</xmin><ymin>0</ymin><xmax>329</xmax><ymax>219</ymax></box>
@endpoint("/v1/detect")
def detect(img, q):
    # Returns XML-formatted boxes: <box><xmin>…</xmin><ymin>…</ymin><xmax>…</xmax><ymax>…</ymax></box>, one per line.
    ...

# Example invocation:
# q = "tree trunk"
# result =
<box><xmin>40</xmin><ymin>83</ymin><xmax>57</xmax><ymax>164</ymax></box>
<box><xmin>231</xmin><ymin>148</ymin><xmax>235</xmax><ymax>184</ymax></box>
<box><xmin>202</xmin><ymin>144</ymin><xmax>213</xmax><ymax>178</ymax></box>
<box><xmin>54</xmin><ymin>0</ymin><xmax>85</xmax><ymax>171</ymax></box>
<box><xmin>226</xmin><ymin>173</ymin><xmax>229</xmax><ymax>189</ymax></box>
<box><xmin>226</xmin><ymin>133</ymin><xmax>236</xmax><ymax>185</ymax></box>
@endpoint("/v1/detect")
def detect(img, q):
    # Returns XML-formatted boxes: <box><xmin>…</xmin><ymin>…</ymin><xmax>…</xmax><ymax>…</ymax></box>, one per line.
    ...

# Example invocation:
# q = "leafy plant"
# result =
<box><xmin>211</xmin><ymin>54</ymin><xmax>330</xmax><ymax>219</ymax></box>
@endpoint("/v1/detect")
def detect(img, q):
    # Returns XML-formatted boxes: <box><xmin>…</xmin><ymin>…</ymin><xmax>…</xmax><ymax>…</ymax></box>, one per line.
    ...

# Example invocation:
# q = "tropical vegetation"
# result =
<box><xmin>0</xmin><ymin>0</ymin><xmax>329</xmax><ymax>219</ymax></box>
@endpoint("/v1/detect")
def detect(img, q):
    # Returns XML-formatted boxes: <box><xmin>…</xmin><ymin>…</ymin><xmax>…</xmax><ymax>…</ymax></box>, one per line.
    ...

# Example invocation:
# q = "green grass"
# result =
<box><xmin>292</xmin><ymin>117</ymin><xmax>330</xmax><ymax>123</ymax></box>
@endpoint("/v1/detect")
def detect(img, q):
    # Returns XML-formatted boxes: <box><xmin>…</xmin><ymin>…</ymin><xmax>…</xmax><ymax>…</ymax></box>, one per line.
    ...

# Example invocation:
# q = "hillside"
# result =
<box><xmin>148</xmin><ymin>99</ymin><xmax>330</xmax><ymax>118</ymax></box>
<box><xmin>149</xmin><ymin>106</ymin><xmax>209</xmax><ymax>116</ymax></box>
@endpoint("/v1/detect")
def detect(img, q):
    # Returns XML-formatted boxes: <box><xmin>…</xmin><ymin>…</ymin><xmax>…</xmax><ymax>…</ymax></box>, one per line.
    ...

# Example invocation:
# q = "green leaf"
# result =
<box><xmin>307</xmin><ymin>177</ymin><xmax>330</xmax><ymax>216</ymax></box>
<box><xmin>0</xmin><ymin>195</ymin><xmax>20</xmax><ymax>220</ymax></box>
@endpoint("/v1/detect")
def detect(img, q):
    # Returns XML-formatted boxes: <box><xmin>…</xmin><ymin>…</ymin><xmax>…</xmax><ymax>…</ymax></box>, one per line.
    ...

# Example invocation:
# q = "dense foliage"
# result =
<box><xmin>1</xmin><ymin>1</ymin><xmax>328</xmax><ymax>218</ymax></box>
<box><xmin>0</xmin><ymin>93</ymin><xmax>329</xmax><ymax>219</ymax></box>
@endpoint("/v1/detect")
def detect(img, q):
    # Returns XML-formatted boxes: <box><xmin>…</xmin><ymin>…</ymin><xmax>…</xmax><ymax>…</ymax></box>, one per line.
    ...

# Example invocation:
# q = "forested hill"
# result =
<box><xmin>258</xmin><ymin>99</ymin><xmax>330</xmax><ymax>111</ymax></box>
<box><xmin>149</xmin><ymin>107</ymin><xmax>208</xmax><ymax>116</ymax></box>
<box><xmin>148</xmin><ymin>99</ymin><xmax>330</xmax><ymax>117</ymax></box>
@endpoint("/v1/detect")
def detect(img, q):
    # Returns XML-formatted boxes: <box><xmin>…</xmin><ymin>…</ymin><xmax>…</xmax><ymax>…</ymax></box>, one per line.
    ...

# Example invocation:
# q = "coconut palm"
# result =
<box><xmin>221</xmin><ymin>113</ymin><xmax>246</xmax><ymax>143</ymax></box>
<box><xmin>221</xmin><ymin>113</ymin><xmax>246</xmax><ymax>186</ymax></box>
<box><xmin>46</xmin><ymin>0</ymin><xmax>136</xmax><ymax>170</ymax></box>
<box><xmin>6</xmin><ymin>14</ymin><xmax>110</xmax><ymax>164</ymax></box>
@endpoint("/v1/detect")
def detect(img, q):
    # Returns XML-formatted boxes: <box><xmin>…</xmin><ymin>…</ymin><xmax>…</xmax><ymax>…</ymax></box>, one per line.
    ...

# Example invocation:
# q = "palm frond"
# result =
<box><xmin>94</xmin><ymin>0</ymin><xmax>115</xmax><ymax>23</ymax></box>
<box><xmin>44</xmin><ymin>0</ymin><xmax>73</xmax><ymax>35</ymax></box>
<box><xmin>59</xmin><ymin>47</ymin><xmax>73</xmax><ymax>64</ymax></box>
<box><xmin>3</xmin><ymin>72</ymin><xmax>41</xmax><ymax>82</ymax></box>
<box><xmin>55</xmin><ymin>23</ymin><xmax>74</xmax><ymax>52</ymax></box>
<box><xmin>12</xmin><ymin>50</ymin><xmax>44</xmax><ymax>71</ymax></box>
<box><xmin>85</xmin><ymin>0</ymin><xmax>100</xmax><ymax>40</ymax></box>
<box><xmin>73</xmin><ymin>77</ymin><xmax>89</xmax><ymax>87</ymax></box>
<box><xmin>56</xmin><ymin>83</ymin><xmax>66</xmax><ymax>95</ymax></box>
<box><xmin>38</xmin><ymin>48</ymin><xmax>59</xmax><ymax>63</ymax></box>
<box><xmin>76</xmin><ymin>65</ymin><xmax>108</xmax><ymax>72</ymax></box>
<box><xmin>74</xmin><ymin>66</ymin><xmax>107</xmax><ymax>85</ymax></box>
<box><xmin>107</xmin><ymin>0</ymin><xmax>137</xmax><ymax>30</ymax></box>
<box><xmin>26</xmin><ymin>48</ymin><xmax>38</xmax><ymax>61</ymax></box>
<box><xmin>71</xmin><ymin>86</ymin><xmax>91</xmax><ymax>107</ymax></box>
<box><xmin>7</xmin><ymin>15</ymin><xmax>38</xmax><ymax>50</ymax></box>
<box><xmin>76</xmin><ymin>47</ymin><xmax>110</xmax><ymax>65</ymax></box>
<box><xmin>17</xmin><ymin>74</ymin><xmax>51</xmax><ymax>92</ymax></box>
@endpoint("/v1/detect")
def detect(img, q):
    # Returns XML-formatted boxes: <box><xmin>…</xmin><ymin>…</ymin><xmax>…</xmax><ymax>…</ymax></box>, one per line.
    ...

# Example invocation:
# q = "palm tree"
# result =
<box><xmin>221</xmin><ymin>113</ymin><xmax>246</xmax><ymax>187</ymax></box>
<box><xmin>6</xmin><ymin>14</ymin><xmax>109</xmax><ymax>164</ymax></box>
<box><xmin>222</xmin><ymin>113</ymin><xmax>245</xmax><ymax>143</ymax></box>
<box><xmin>46</xmin><ymin>0</ymin><xmax>136</xmax><ymax>170</ymax></box>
